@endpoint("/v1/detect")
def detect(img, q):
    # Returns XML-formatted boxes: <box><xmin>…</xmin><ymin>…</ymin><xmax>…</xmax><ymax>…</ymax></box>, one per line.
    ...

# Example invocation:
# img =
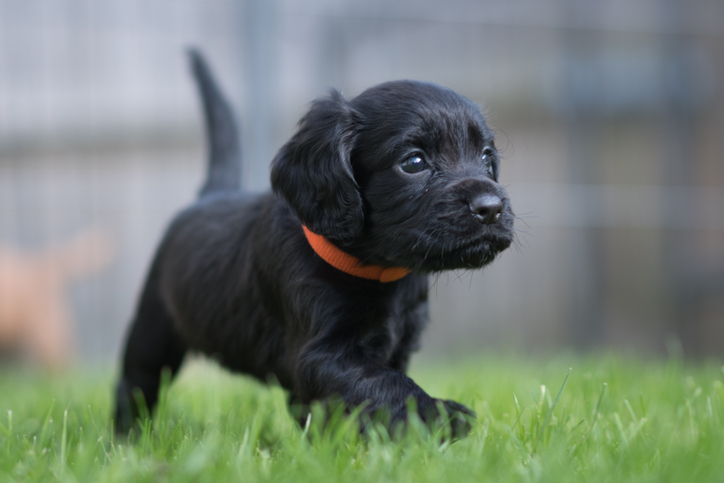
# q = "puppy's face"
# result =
<box><xmin>271</xmin><ymin>81</ymin><xmax>514</xmax><ymax>273</ymax></box>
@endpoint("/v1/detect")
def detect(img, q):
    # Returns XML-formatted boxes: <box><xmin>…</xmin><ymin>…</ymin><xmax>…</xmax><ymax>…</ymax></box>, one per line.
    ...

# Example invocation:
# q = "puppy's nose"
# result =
<box><xmin>469</xmin><ymin>193</ymin><xmax>503</xmax><ymax>224</ymax></box>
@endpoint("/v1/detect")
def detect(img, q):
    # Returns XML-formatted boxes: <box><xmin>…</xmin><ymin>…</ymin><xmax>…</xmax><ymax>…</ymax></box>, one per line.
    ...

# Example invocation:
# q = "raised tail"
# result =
<box><xmin>189</xmin><ymin>48</ymin><xmax>241</xmax><ymax>197</ymax></box>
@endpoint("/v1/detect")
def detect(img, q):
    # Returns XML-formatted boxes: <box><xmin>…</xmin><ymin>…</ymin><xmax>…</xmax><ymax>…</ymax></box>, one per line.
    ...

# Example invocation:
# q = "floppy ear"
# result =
<box><xmin>271</xmin><ymin>89</ymin><xmax>363</xmax><ymax>244</ymax></box>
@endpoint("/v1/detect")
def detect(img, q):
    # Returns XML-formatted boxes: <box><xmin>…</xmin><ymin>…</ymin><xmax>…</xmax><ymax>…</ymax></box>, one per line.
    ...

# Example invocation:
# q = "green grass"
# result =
<box><xmin>1</xmin><ymin>353</ymin><xmax>723</xmax><ymax>482</ymax></box>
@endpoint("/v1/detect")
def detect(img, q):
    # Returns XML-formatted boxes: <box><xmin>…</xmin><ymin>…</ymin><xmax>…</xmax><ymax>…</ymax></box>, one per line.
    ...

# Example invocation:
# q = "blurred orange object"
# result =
<box><xmin>0</xmin><ymin>228</ymin><xmax>114</xmax><ymax>368</ymax></box>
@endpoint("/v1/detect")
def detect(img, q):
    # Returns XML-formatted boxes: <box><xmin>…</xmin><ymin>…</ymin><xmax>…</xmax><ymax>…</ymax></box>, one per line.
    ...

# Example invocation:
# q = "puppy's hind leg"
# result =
<box><xmin>114</xmin><ymin>266</ymin><xmax>186</xmax><ymax>434</ymax></box>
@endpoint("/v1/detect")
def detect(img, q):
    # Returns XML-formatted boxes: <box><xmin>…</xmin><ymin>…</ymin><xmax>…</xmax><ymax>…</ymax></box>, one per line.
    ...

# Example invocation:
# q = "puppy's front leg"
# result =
<box><xmin>294</xmin><ymin>340</ymin><xmax>475</xmax><ymax>437</ymax></box>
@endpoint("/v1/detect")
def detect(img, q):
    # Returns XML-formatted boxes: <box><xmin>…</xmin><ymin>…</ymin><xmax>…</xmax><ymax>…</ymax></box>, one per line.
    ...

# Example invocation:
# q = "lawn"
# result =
<box><xmin>0</xmin><ymin>353</ymin><xmax>722</xmax><ymax>482</ymax></box>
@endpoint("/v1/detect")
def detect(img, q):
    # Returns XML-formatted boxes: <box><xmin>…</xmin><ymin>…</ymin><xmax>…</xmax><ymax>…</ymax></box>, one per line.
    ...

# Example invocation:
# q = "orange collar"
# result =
<box><xmin>302</xmin><ymin>226</ymin><xmax>411</xmax><ymax>283</ymax></box>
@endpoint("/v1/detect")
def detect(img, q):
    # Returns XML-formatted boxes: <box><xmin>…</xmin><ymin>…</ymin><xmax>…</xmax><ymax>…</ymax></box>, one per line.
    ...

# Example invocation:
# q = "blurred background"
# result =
<box><xmin>0</xmin><ymin>0</ymin><xmax>722</xmax><ymax>366</ymax></box>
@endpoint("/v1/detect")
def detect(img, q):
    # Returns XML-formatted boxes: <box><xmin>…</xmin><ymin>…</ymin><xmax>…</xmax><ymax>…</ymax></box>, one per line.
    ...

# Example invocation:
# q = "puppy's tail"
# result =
<box><xmin>189</xmin><ymin>48</ymin><xmax>241</xmax><ymax>197</ymax></box>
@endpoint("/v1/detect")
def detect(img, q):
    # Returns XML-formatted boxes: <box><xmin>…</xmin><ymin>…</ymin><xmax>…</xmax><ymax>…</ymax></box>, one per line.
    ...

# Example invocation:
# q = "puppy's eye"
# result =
<box><xmin>400</xmin><ymin>154</ymin><xmax>427</xmax><ymax>174</ymax></box>
<box><xmin>482</xmin><ymin>148</ymin><xmax>494</xmax><ymax>166</ymax></box>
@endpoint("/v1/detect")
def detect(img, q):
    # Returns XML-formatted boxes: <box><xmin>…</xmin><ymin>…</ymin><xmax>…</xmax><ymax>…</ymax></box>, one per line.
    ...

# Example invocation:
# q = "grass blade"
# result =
<box><xmin>534</xmin><ymin>368</ymin><xmax>571</xmax><ymax>452</ymax></box>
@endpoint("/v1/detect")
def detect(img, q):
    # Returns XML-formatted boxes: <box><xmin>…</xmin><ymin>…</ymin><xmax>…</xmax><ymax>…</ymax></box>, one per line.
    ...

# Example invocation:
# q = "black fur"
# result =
<box><xmin>114</xmin><ymin>50</ymin><xmax>514</xmax><ymax>437</ymax></box>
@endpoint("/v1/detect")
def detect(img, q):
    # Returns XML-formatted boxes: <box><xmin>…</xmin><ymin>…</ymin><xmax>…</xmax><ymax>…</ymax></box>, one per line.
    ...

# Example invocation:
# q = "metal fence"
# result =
<box><xmin>0</xmin><ymin>0</ymin><xmax>722</xmax><ymax>362</ymax></box>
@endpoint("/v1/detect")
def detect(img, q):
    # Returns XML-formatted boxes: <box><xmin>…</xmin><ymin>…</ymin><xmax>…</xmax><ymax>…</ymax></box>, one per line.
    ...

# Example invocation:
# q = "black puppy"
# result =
<box><xmin>114</xmin><ymin>50</ymin><xmax>514</xmax><ymax>436</ymax></box>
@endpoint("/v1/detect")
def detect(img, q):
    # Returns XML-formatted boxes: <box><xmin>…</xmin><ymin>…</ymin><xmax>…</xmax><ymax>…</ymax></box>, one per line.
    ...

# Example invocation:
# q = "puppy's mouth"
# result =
<box><xmin>408</xmin><ymin>229</ymin><xmax>513</xmax><ymax>273</ymax></box>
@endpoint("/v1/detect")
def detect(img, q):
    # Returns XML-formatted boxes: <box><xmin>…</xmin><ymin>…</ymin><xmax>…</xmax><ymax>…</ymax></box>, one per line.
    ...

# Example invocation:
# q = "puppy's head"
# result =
<box><xmin>271</xmin><ymin>80</ymin><xmax>514</xmax><ymax>273</ymax></box>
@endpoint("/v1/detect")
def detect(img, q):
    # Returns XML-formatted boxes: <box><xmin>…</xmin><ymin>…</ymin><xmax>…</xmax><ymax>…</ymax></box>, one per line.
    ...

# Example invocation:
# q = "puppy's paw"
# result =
<box><xmin>417</xmin><ymin>397</ymin><xmax>476</xmax><ymax>440</ymax></box>
<box><xmin>439</xmin><ymin>399</ymin><xmax>476</xmax><ymax>439</ymax></box>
